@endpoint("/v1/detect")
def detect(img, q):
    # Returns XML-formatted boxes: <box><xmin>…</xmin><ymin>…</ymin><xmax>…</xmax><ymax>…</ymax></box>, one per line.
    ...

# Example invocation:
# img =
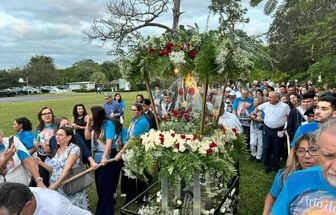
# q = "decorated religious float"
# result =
<box><xmin>120</xmin><ymin>26</ymin><xmax>263</xmax><ymax>214</ymax></box>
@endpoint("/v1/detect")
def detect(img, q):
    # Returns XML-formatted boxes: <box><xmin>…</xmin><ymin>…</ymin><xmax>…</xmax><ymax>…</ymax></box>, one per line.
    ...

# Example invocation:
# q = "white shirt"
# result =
<box><xmin>258</xmin><ymin>101</ymin><xmax>290</xmax><ymax>128</ymax></box>
<box><xmin>31</xmin><ymin>187</ymin><xmax>92</xmax><ymax>215</ymax></box>
<box><xmin>218</xmin><ymin>111</ymin><xmax>243</xmax><ymax>134</ymax></box>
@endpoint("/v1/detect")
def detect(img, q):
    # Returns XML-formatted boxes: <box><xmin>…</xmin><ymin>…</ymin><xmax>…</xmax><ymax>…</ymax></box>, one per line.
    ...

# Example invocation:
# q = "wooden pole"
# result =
<box><xmin>200</xmin><ymin>77</ymin><xmax>209</xmax><ymax>136</ymax></box>
<box><xmin>144</xmin><ymin>70</ymin><xmax>160</xmax><ymax>130</ymax></box>
<box><xmin>215</xmin><ymin>74</ymin><xmax>229</xmax><ymax>126</ymax></box>
<box><xmin>61</xmin><ymin>158</ymin><xmax>115</xmax><ymax>185</ymax></box>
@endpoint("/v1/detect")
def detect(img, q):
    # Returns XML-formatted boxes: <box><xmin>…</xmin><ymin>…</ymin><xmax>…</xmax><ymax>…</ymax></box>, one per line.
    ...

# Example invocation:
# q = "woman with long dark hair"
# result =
<box><xmin>114</xmin><ymin>93</ymin><xmax>126</xmax><ymax>123</ymax></box>
<box><xmin>33</xmin><ymin>107</ymin><xmax>56</xmax><ymax>186</ymax></box>
<box><xmin>262</xmin><ymin>134</ymin><xmax>319</xmax><ymax>214</ymax></box>
<box><xmin>72</xmin><ymin>104</ymin><xmax>91</xmax><ymax>153</ymax></box>
<box><xmin>84</xmin><ymin>106</ymin><xmax>122</xmax><ymax>215</ymax></box>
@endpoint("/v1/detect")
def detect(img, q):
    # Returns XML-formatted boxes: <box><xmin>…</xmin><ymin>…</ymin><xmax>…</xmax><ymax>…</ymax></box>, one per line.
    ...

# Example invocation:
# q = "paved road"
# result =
<box><xmin>0</xmin><ymin>94</ymin><xmax>67</xmax><ymax>103</ymax></box>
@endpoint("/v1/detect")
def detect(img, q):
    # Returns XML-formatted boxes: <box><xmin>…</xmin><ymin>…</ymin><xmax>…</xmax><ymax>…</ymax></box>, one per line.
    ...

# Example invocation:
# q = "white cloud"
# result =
<box><xmin>0</xmin><ymin>0</ymin><xmax>272</xmax><ymax>70</ymax></box>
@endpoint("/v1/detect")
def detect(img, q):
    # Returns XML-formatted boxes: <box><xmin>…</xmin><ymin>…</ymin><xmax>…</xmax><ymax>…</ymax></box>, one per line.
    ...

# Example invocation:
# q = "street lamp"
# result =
<box><xmin>18</xmin><ymin>77</ymin><xmax>29</xmax><ymax>95</ymax></box>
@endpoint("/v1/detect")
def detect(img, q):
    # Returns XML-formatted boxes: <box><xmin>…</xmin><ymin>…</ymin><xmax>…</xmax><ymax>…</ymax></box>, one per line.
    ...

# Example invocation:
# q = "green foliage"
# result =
<box><xmin>266</xmin><ymin>0</ymin><xmax>336</xmax><ymax>76</ymax></box>
<box><xmin>209</xmin><ymin>0</ymin><xmax>249</xmax><ymax>33</ymax></box>
<box><xmin>195</xmin><ymin>34</ymin><xmax>217</xmax><ymax>80</ymax></box>
<box><xmin>25</xmin><ymin>55</ymin><xmax>59</xmax><ymax>86</ymax></box>
<box><xmin>90</xmin><ymin>72</ymin><xmax>108</xmax><ymax>86</ymax></box>
<box><xmin>307</xmin><ymin>55</ymin><xmax>336</xmax><ymax>85</ymax></box>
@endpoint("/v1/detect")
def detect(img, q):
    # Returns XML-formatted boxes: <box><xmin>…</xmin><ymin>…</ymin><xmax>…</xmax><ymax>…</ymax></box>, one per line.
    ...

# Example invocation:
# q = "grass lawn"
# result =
<box><xmin>0</xmin><ymin>92</ymin><xmax>274</xmax><ymax>214</ymax></box>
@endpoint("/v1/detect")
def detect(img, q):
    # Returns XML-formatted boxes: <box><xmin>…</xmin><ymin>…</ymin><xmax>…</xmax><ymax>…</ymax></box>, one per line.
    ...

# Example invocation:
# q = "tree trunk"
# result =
<box><xmin>200</xmin><ymin>77</ymin><xmax>209</xmax><ymax>136</ymax></box>
<box><xmin>216</xmin><ymin>74</ymin><xmax>229</xmax><ymax>126</ymax></box>
<box><xmin>172</xmin><ymin>0</ymin><xmax>181</xmax><ymax>32</ymax></box>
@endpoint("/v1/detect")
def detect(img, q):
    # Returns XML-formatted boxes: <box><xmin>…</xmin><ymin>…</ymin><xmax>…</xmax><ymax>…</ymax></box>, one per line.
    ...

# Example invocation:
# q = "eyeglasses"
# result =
<box><xmin>295</xmin><ymin>147</ymin><xmax>318</xmax><ymax>157</ymax></box>
<box><xmin>130</xmin><ymin>109</ymin><xmax>138</xmax><ymax>111</ymax></box>
<box><xmin>41</xmin><ymin>112</ymin><xmax>52</xmax><ymax>116</ymax></box>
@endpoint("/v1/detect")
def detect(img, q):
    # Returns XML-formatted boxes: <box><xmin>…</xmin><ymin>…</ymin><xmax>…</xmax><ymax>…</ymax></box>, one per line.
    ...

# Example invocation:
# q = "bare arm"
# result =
<box><xmin>0</xmin><ymin>145</ymin><xmax>16</xmax><ymax>170</ymax></box>
<box><xmin>101</xmin><ymin>138</ymin><xmax>112</xmax><ymax>166</ymax></box>
<box><xmin>28</xmin><ymin>146</ymin><xmax>37</xmax><ymax>155</ymax></box>
<box><xmin>84</xmin><ymin>115</ymin><xmax>92</xmax><ymax>140</ymax></box>
<box><xmin>49</xmin><ymin>153</ymin><xmax>78</xmax><ymax>190</ymax></box>
<box><xmin>22</xmin><ymin>157</ymin><xmax>46</xmax><ymax>188</ymax></box>
<box><xmin>34</xmin><ymin>157</ymin><xmax>53</xmax><ymax>172</ymax></box>
<box><xmin>114</xmin><ymin>137</ymin><xmax>135</xmax><ymax>161</ymax></box>
<box><xmin>263</xmin><ymin>192</ymin><xmax>275</xmax><ymax>215</ymax></box>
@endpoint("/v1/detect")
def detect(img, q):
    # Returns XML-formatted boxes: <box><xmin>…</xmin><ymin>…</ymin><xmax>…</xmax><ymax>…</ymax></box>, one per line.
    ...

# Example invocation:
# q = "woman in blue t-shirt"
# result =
<box><xmin>84</xmin><ymin>106</ymin><xmax>123</xmax><ymax>215</ymax></box>
<box><xmin>262</xmin><ymin>134</ymin><xmax>319</xmax><ymax>215</ymax></box>
<box><xmin>13</xmin><ymin>117</ymin><xmax>36</xmax><ymax>155</ymax></box>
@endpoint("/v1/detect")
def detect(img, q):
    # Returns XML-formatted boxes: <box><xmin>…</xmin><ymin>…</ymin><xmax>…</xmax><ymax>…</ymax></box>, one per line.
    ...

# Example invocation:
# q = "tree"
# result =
<box><xmin>101</xmin><ymin>61</ymin><xmax>122</xmax><ymax>81</ymax></box>
<box><xmin>24</xmin><ymin>55</ymin><xmax>58</xmax><ymax>86</ymax></box>
<box><xmin>71</xmin><ymin>59</ymin><xmax>102</xmax><ymax>82</ymax></box>
<box><xmin>250</xmin><ymin>0</ymin><xmax>294</xmax><ymax>15</ymax></box>
<box><xmin>266</xmin><ymin>0</ymin><xmax>336</xmax><ymax>75</ymax></box>
<box><xmin>90</xmin><ymin>72</ymin><xmax>108</xmax><ymax>86</ymax></box>
<box><xmin>85</xmin><ymin>0</ymin><xmax>182</xmax><ymax>56</ymax></box>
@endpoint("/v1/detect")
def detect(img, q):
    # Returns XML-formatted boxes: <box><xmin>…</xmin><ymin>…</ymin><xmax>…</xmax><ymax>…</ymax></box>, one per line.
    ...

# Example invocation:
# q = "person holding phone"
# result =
<box><xmin>0</xmin><ymin>130</ymin><xmax>46</xmax><ymax>187</ymax></box>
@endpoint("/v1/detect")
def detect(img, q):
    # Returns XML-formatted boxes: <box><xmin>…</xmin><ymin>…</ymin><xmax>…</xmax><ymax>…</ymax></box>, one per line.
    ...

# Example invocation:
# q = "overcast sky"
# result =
<box><xmin>0</xmin><ymin>0</ymin><xmax>272</xmax><ymax>70</ymax></box>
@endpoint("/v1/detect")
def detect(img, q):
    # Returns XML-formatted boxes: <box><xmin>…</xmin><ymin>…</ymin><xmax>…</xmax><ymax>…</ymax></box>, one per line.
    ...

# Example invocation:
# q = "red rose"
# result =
<box><xmin>188</xmin><ymin>49</ymin><xmax>197</xmax><ymax>59</ymax></box>
<box><xmin>180</xmin><ymin>134</ymin><xmax>186</xmax><ymax>139</ymax></box>
<box><xmin>192</xmin><ymin>134</ymin><xmax>197</xmax><ymax>141</ymax></box>
<box><xmin>183</xmin><ymin>113</ymin><xmax>190</xmax><ymax>122</ymax></box>
<box><xmin>140</xmin><ymin>138</ymin><xmax>143</xmax><ymax>144</ymax></box>
<box><xmin>187</xmin><ymin>87</ymin><xmax>195</xmax><ymax>96</ymax></box>
<box><xmin>206</xmin><ymin>148</ymin><xmax>212</xmax><ymax>154</ymax></box>
<box><xmin>171</xmin><ymin>133</ymin><xmax>175</xmax><ymax>137</ymax></box>
<box><xmin>172</xmin><ymin>110</ymin><xmax>178</xmax><ymax>118</ymax></box>
<box><xmin>209</xmin><ymin>142</ymin><xmax>217</xmax><ymax>148</ymax></box>
<box><xmin>165</xmin><ymin>42</ymin><xmax>174</xmax><ymax>50</ymax></box>
<box><xmin>159</xmin><ymin>136</ymin><xmax>164</xmax><ymax>144</ymax></box>
<box><xmin>232</xmin><ymin>128</ymin><xmax>237</xmax><ymax>134</ymax></box>
<box><xmin>175</xmin><ymin>143</ymin><xmax>179</xmax><ymax>149</ymax></box>
<box><xmin>159</xmin><ymin>49</ymin><xmax>169</xmax><ymax>56</ymax></box>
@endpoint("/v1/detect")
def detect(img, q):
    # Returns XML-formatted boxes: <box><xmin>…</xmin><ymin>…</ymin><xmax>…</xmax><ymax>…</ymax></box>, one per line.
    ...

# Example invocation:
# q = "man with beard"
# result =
<box><xmin>290</xmin><ymin>96</ymin><xmax>336</xmax><ymax>148</ymax></box>
<box><xmin>272</xmin><ymin>118</ymin><xmax>336</xmax><ymax>214</ymax></box>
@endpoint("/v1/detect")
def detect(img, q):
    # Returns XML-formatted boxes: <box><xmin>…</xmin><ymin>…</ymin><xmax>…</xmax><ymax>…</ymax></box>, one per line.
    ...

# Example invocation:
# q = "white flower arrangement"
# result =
<box><xmin>169</xmin><ymin>51</ymin><xmax>186</xmax><ymax>67</ymax></box>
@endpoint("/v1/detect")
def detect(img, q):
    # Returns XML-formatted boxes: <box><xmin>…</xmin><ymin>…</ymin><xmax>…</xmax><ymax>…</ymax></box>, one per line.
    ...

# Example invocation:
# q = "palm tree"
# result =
<box><xmin>250</xmin><ymin>0</ymin><xmax>288</xmax><ymax>15</ymax></box>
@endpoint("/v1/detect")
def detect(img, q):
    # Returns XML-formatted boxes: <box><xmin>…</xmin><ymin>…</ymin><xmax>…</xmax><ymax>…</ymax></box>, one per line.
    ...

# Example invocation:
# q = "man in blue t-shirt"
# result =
<box><xmin>232</xmin><ymin>88</ymin><xmax>254</xmax><ymax>148</ymax></box>
<box><xmin>272</xmin><ymin>118</ymin><xmax>336</xmax><ymax>214</ymax></box>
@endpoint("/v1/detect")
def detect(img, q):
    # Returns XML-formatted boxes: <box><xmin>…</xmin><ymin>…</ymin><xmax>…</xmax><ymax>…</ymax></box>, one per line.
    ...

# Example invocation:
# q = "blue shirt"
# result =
<box><xmin>272</xmin><ymin>166</ymin><xmax>336</xmax><ymax>215</ymax></box>
<box><xmin>0</xmin><ymin>143</ymin><xmax>29</xmax><ymax>160</ymax></box>
<box><xmin>270</xmin><ymin>170</ymin><xmax>282</xmax><ymax>198</ymax></box>
<box><xmin>104</xmin><ymin>100</ymin><xmax>121</xmax><ymax>118</ymax></box>
<box><xmin>93</xmin><ymin>120</ymin><xmax>116</xmax><ymax>163</ymax></box>
<box><xmin>290</xmin><ymin>122</ymin><xmax>319</xmax><ymax>148</ymax></box>
<box><xmin>16</xmin><ymin>131</ymin><xmax>34</xmax><ymax>150</ymax></box>
<box><xmin>232</xmin><ymin>97</ymin><xmax>254</xmax><ymax>126</ymax></box>
<box><xmin>128</xmin><ymin>114</ymin><xmax>150</xmax><ymax>138</ymax></box>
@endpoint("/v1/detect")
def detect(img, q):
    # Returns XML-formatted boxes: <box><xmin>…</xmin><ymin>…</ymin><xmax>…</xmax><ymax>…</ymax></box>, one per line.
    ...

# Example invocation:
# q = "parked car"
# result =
<box><xmin>0</xmin><ymin>89</ymin><xmax>17</xmax><ymax>97</ymax></box>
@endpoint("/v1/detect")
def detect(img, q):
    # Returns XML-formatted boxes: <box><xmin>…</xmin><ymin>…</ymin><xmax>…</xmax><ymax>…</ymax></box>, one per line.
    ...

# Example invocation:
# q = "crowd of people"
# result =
<box><xmin>0</xmin><ymin>79</ymin><xmax>335</xmax><ymax>214</ymax></box>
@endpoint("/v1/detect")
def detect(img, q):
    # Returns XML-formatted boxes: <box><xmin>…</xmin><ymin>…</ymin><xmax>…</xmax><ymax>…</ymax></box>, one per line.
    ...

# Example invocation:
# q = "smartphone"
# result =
<box><xmin>8</xmin><ymin>136</ymin><xmax>14</xmax><ymax>148</ymax></box>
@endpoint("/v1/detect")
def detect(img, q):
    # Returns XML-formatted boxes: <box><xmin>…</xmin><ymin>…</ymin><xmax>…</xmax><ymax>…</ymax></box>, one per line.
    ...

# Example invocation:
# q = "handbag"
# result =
<box><xmin>62</xmin><ymin>146</ymin><xmax>94</xmax><ymax>195</ymax></box>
